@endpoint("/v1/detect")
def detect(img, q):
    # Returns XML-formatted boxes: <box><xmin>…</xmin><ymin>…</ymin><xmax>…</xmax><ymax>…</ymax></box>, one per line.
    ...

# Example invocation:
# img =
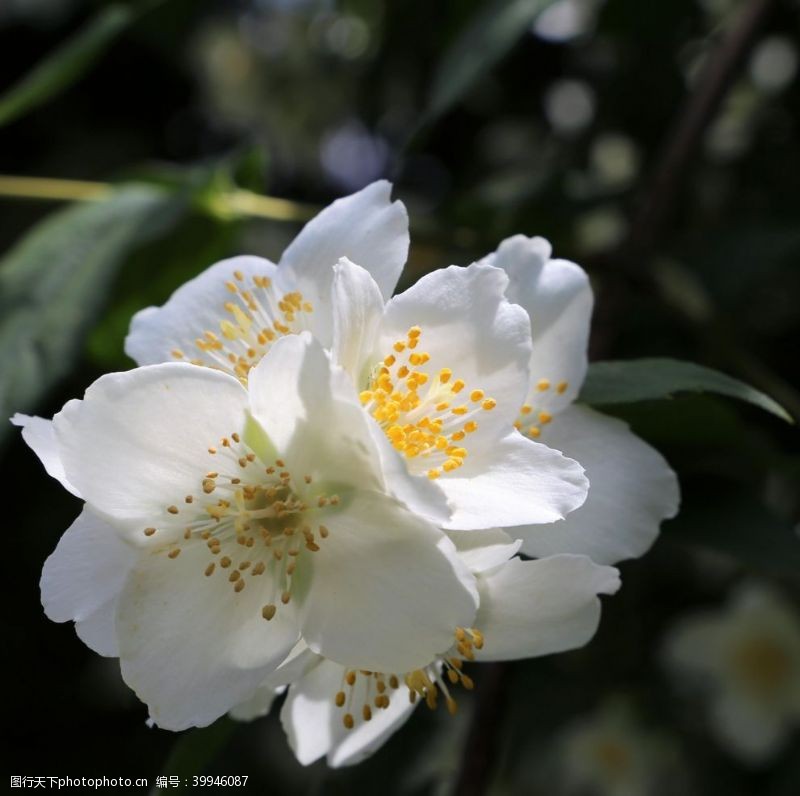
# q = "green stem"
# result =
<box><xmin>0</xmin><ymin>175</ymin><xmax>317</xmax><ymax>223</ymax></box>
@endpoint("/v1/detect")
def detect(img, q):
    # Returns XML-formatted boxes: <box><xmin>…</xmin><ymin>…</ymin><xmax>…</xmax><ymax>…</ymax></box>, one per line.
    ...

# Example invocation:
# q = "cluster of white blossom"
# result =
<box><xmin>13</xmin><ymin>182</ymin><xmax>679</xmax><ymax>766</ymax></box>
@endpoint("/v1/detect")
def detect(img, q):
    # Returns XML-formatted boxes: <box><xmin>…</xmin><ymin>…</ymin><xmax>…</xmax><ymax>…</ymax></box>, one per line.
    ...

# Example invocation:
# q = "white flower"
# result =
<box><xmin>17</xmin><ymin>333</ymin><xmax>479</xmax><ymax>730</ymax></box>
<box><xmin>275</xmin><ymin>530</ymin><xmax>620</xmax><ymax>767</ymax></box>
<box><xmin>479</xmin><ymin>235</ymin><xmax>680</xmax><ymax>564</ymax></box>
<box><xmin>328</xmin><ymin>257</ymin><xmax>588</xmax><ymax>529</ymax></box>
<box><xmin>553</xmin><ymin>698</ymin><xmax>684</xmax><ymax>796</ymax></box>
<box><xmin>663</xmin><ymin>581</ymin><xmax>800</xmax><ymax>763</ymax></box>
<box><xmin>124</xmin><ymin>185</ymin><xmax>590</xmax><ymax>532</ymax></box>
<box><xmin>125</xmin><ymin>180</ymin><xmax>409</xmax><ymax>371</ymax></box>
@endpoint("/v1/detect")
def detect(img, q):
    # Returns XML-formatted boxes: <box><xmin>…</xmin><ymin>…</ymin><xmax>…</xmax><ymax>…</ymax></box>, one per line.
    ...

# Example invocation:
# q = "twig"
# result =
<box><xmin>452</xmin><ymin>663</ymin><xmax>509</xmax><ymax>796</ymax></box>
<box><xmin>625</xmin><ymin>0</ymin><xmax>775</xmax><ymax>257</ymax></box>
<box><xmin>0</xmin><ymin>175</ymin><xmax>317</xmax><ymax>223</ymax></box>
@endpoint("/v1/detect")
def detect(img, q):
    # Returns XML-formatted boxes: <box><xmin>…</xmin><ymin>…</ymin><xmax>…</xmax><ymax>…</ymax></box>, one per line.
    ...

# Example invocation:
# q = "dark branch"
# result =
<box><xmin>625</xmin><ymin>0</ymin><xmax>775</xmax><ymax>258</ymax></box>
<box><xmin>452</xmin><ymin>662</ymin><xmax>509</xmax><ymax>796</ymax></box>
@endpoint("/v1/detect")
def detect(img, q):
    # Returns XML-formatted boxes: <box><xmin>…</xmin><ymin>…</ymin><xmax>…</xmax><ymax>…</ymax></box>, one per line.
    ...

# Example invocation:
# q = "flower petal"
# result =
<box><xmin>474</xmin><ymin>555</ymin><xmax>620</xmax><ymax>661</ymax></box>
<box><xmin>481</xmin><ymin>235</ymin><xmax>592</xmax><ymax>416</ymax></box>
<box><xmin>448</xmin><ymin>528</ymin><xmax>521</xmax><ymax>573</ymax></box>
<box><xmin>279</xmin><ymin>181</ymin><xmax>408</xmax><ymax>317</ymax></box>
<box><xmin>661</xmin><ymin>612</ymin><xmax>727</xmax><ymax>674</ymax></box>
<box><xmin>380</xmin><ymin>263</ymin><xmax>532</xmax><ymax>448</ymax></box>
<box><xmin>117</xmin><ymin>538</ymin><xmax>300</xmax><ymax>730</ymax></box>
<box><xmin>11</xmin><ymin>414</ymin><xmax>80</xmax><ymax>497</ymax></box>
<box><xmin>229</xmin><ymin>644</ymin><xmax>319</xmax><ymax>722</ymax></box>
<box><xmin>125</xmin><ymin>255</ymin><xmax>283</xmax><ymax>367</ymax></box>
<box><xmin>517</xmin><ymin>405</ymin><xmax>680</xmax><ymax>565</ymax></box>
<box><xmin>53</xmin><ymin>364</ymin><xmax>248</xmax><ymax>535</ymax></box>
<box><xmin>247</xmin><ymin>332</ymin><xmax>383</xmax><ymax>493</ymax></box>
<box><xmin>229</xmin><ymin>684</ymin><xmax>284</xmax><ymax>722</ymax></box>
<box><xmin>710</xmin><ymin>689</ymin><xmax>789</xmax><ymax>763</ymax></box>
<box><xmin>75</xmin><ymin>601</ymin><xmax>119</xmax><ymax>657</ymax></box>
<box><xmin>438</xmin><ymin>432</ymin><xmax>588</xmax><ymax>530</ymax></box>
<box><xmin>40</xmin><ymin>506</ymin><xmax>136</xmax><ymax>624</ymax></box>
<box><xmin>330</xmin><ymin>257</ymin><xmax>384</xmax><ymax>384</ymax></box>
<box><xmin>300</xmin><ymin>491</ymin><xmax>478</xmax><ymax>673</ymax></box>
<box><xmin>281</xmin><ymin>657</ymin><xmax>417</xmax><ymax>767</ymax></box>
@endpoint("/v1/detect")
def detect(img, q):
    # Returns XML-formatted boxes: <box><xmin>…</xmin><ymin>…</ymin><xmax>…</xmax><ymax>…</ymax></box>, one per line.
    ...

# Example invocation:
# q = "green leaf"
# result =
<box><xmin>422</xmin><ymin>0</ymin><xmax>558</xmax><ymax>127</ymax></box>
<box><xmin>666</xmin><ymin>494</ymin><xmax>800</xmax><ymax>578</ymax></box>
<box><xmin>579</xmin><ymin>358</ymin><xmax>793</xmax><ymax>423</ymax></box>
<box><xmin>0</xmin><ymin>4</ymin><xmax>135</xmax><ymax>128</ymax></box>
<box><xmin>151</xmin><ymin>719</ymin><xmax>236</xmax><ymax>795</ymax></box>
<box><xmin>0</xmin><ymin>186</ymin><xmax>184</xmax><ymax>441</ymax></box>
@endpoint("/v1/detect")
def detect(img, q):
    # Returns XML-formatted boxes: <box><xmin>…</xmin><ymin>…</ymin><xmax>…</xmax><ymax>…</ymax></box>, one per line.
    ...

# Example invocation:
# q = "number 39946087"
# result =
<box><xmin>192</xmin><ymin>775</ymin><xmax>249</xmax><ymax>787</ymax></box>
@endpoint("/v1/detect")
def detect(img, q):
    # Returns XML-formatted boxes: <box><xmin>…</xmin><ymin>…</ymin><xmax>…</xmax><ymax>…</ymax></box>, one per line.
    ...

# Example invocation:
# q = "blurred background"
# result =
<box><xmin>2</xmin><ymin>0</ymin><xmax>799</xmax><ymax>793</ymax></box>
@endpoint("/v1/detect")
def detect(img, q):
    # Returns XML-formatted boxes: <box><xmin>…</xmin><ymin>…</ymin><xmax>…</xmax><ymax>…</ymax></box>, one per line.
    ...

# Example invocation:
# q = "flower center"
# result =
<box><xmin>514</xmin><ymin>378</ymin><xmax>569</xmax><ymax>438</ymax></box>
<box><xmin>732</xmin><ymin>636</ymin><xmax>793</xmax><ymax>697</ymax></box>
<box><xmin>589</xmin><ymin>739</ymin><xmax>633</xmax><ymax>779</ymax></box>
<box><xmin>170</xmin><ymin>269</ymin><xmax>313</xmax><ymax>382</ymax></box>
<box><xmin>333</xmin><ymin>627</ymin><xmax>484</xmax><ymax>729</ymax></box>
<box><xmin>359</xmin><ymin>327</ymin><xmax>496</xmax><ymax>480</ymax></box>
<box><xmin>141</xmin><ymin>428</ymin><xmax>336</xmax><ymax>620</ymax></box>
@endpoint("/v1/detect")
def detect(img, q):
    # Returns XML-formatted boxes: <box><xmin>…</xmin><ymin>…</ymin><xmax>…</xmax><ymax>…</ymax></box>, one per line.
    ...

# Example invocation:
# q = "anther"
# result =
<box><xmin>167</xmin><ymin>505</ymin><xmax>179</xmax><ymax>514</ymax></box>
<box><xmin>168</xmin><ymin>549</ymin><xmax>181</xmax><ymax>559</ymax></box>
<box><xmin>261</xmin><ymin>604</ymin><xmax>277</xmax><ymax>621</ymax></box>
<box><xmin>143</xmin><ymin>527</ymin><xmax>156</xmax><ymax>537</ymax></box>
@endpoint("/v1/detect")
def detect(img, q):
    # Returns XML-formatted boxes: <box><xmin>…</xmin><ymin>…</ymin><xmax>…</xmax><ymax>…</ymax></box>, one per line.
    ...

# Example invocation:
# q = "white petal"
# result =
<box><xmin>330</xmin><ymin>257</ymin><xmax>384</xmax><ymax>384</ymax></box>
<box><xmin>380</xmin><ymin>263</ymin><xmax>532</xmax><ymax>447</ymax></box>
<box><xmin>53</xmin><ymin>364</ymin><xmax>248</xmax><ymax>535</ymax></box>
<box><xmin>125</xmin><ymin>255</ymin><xmax>282</xmax><ymax>367</ymax></box>
<box><xmin>517</xmin><ymin>405</ymin><xmax>680</xmax><ymax>565</ymax></box>
<box><xmin>448</xmin><ymin>528</ymin><xmax>521</xmax><ymax>573</ymax></box>
<box><xmin>474</xmin><ymin>556</ymin><xmax>620</xmax><ymax>661</ymax></box>
<box><xmin>75</xmin><ymin>600</ymin><xmax>119</xmax><ymax>657</ymax></box>
<box><xmin>11</xmin><ymin>414</ymin><xmax>80</xmax><ymax>497</ymax></box>
<box><xmin>662</xmin><ymin>613</ymin><xmax>727</xmax><ymax>675</ymax></box>
<box><xmin>229</xmin><ymin>684</ymin><xmax>283</xmax><ymax>722</ymax></box>
<box><xmin>40</xmin><ymin>506</ymin><xmax>136</xmax><ymax>624</ymax></box>
<box><xmin>438</xmin><ymin>432</ymin><xmax>588</xmax><ymax>530</ymax></box>
<box><xmin>280</xmin><ymin>181</ymin><xmax>408</xmax><ymax>322</ymax></box>
<box><xmin>281</xmin><ymin>658</ymin><xmax>417</xmax><ymax>767</ymax></box>
<box><xmin>300</xmin><ymin>491</ymin><xmax>478</xmax><ymax>673</ymax></box>
<box><xmin>482</xmin><ymin>235</ymin><xmax>592</xmax><ymax>415</ymax></box>
<box><xmin>249</xmin><ymin>332</ymin><xmax>450</xmax><ymax>524</ymax></box>
<box><xmin>711</xmin><ymin>689</ymin><xmax>789</xmax><ymax>763</ymax></box>
<box><xmin>247</xmin><ymin>333</ymin><xmax>382</xmax><ymax>493</ymax></box>
<box><xmin>228</xmin><ymin>644</ymin><xmax>319</xmax><ymax>722</ymax></box>
<box><xmin>363</xmin><ymin>418</ymin><xmax>452</xmax><ymax>526</ymax></box>
<box><xmin>117</xmin><ymin>538</ymin><xmax>300</xmax><ymax>730</ymax></box>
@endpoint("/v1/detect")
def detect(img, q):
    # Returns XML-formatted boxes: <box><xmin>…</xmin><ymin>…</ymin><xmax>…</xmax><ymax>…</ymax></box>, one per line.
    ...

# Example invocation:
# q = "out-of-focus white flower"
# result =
<box><xmin>274</xmin><ymin>530</ymin><xmax>620</xmax><ymax>767</ymax></box>
<box><xmin>663</xmin><ymin>581</ymin><xmax>800</xmax><ymax>764</ymax></box>
<box><xmin>554</xmin><ymin>698</ymin><xmax>685</xmax><ymax>796</ymax></box>
<box><xmin>478</xmin><ymin>236</ymin><xmax>680</xmax><ymax>564</ymax></box>
<box><xmin>123</xmin><ymin>185</ymin><xmax>590</xmax><ymax>532</ymax></box>
<box><xmin>15</xmin><ymin>334</ymin><xmax>480</xmax><ymax>730</ymax></box>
